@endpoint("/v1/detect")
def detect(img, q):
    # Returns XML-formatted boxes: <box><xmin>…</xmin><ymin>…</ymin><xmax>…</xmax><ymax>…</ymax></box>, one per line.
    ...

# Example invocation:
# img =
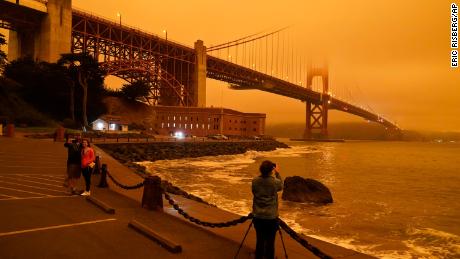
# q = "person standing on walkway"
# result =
<box><xmin>80</xmin><ymin>139</ymin><xmax>95</xmax><ymax>196</ymax></box>
<box><xmin>252</xmin><ymin>160</ymin><xmax>283</xmax><ymax>259</ymax></box>
<box><xmin>64</xmin><ymin>135</ymin><xmax>82</xmax><ymax>194</ymax></box>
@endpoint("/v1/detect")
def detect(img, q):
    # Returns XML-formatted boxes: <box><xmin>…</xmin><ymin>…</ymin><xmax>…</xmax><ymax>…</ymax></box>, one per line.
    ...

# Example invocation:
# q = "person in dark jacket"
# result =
<box><xmin>64</xmin><ymin>135</ymin><xmax>82</xmax><ymax>194</ymax></box>
<box><xmin>252</xmin><ymin>160</ymin><xmax>283</xmax><ymax>259</ymax></box>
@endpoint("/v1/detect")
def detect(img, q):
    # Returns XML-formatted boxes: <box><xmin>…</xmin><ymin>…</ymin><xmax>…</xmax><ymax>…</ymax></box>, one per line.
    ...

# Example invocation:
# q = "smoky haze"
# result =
<box><xmin>10</xmin><ymin>0</ymin><xmax>459</xmax><ymax>131</ymax></box>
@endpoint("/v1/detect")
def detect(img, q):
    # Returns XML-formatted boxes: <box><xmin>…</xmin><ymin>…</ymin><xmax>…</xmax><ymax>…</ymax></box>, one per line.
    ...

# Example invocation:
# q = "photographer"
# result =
<box><xmin>252</xmin><ymin>160</ymin><xmax>283</xmax><ymax>259</ymax></box>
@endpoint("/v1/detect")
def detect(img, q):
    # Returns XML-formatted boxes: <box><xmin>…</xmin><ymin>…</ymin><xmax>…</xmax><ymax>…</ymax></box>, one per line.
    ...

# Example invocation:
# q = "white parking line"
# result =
<box><xmin>0</xmin><ymin>180</ymin><xmax>67</xmax><ymax>194</ymax></box>
<box><xmin>0</xmin><ymin>218</ymin><xmax>117</xmax><ymax>237</ymax></box>
<box><xmin>0</xmin><ymin>165</ymin><xmax>64</xmax><ymax>169</ymax></box>
<box><xmin>0</xmin><ymin>193</ymin><xmax>18</xmax><ymax>199</ymax></box>
<box><xmin>0</xmin><ymin>160</ymin><xmax>63</xmax><ymax>165</ymax></box>
<box><xmin>0</xmin><ymin>176</ymin><xmax>63</xmax><ymax>188</ymax></box>
<box><xmin>0</xmin><ymin>186</ymin><xmax>52</xmax><ymax>197</ymax></box>
<box><xmin>0</xmin><ymin>195</ymin><xmax>78</xmax><ymax>201</ymax></box>
<box><xmin>14</xmin><ymin>175</ymin><xmax>65</xmax><ymax>184</ymax></box>
<box><xmin>15</xmin><ymin>174</ymin><xmax>66</xmax><ymax>180</ymax></box>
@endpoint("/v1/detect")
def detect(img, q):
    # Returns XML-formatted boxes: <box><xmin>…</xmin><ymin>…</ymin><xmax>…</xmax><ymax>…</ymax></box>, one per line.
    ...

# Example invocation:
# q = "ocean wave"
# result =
<box><xmin>140</xmin><ymin>145</ymin><xmax>318</xmax><ymax>171</ymax></box>
<box><xmin>402</xmin><ymin>228</ymin><xmax>460</xmax><ymax>258</ymax></box>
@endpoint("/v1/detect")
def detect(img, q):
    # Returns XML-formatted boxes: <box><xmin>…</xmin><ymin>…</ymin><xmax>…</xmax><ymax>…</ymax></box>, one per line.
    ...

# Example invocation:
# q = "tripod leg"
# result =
<box><xmin>278</xmin><ymin>227</ymin><xmax>288</xmax><ymax>259</ymax></box>
<box><xmin>234</xmin><ymin>220</ymin><xmax>253</xmax><ymax>259</ymax></box>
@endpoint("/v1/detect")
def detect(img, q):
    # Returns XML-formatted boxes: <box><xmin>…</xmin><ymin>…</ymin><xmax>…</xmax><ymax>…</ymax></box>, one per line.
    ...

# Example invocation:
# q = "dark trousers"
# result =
<box><xmin>253</xmin><ymin>217</ymin><xmax>279</xmax><ymax>259</ymax></box>
<box><xmin>82</xmin><ymin>167</ymin><xmax>92</xmax><ymax>191</ymax></box>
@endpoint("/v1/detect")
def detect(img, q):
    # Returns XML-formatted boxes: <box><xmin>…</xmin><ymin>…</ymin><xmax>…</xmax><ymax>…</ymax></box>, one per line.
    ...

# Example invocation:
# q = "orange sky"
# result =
<box><xmin>6</xmin><ymin>0</ymin><xmax>460</xmax><ymax>131</ymax></box>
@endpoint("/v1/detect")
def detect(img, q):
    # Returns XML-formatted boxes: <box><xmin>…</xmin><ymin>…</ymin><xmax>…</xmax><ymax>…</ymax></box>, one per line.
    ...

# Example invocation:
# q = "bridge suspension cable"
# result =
<box><xmin>206</xmin><ymin>27</ymin><xmax>289</xmax><ymax>52</ymax></box>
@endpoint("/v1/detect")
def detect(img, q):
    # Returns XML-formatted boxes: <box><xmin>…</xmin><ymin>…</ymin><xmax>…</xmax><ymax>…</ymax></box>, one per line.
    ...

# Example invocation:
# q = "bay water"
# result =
<box><xmin>141</xmin><ymin>140</ymin><xmax>460</xmax><ymax>258</ymax></box>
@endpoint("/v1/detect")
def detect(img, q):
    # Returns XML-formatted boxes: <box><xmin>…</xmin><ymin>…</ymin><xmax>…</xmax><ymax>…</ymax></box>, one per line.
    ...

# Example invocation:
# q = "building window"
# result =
<box><xmin>174</xmin><ymin>116</ymin><xmax>176</xmax><ymax>121</ymax></box>
<box><xmin>167</xmin><ymin>123</ymin><xmax>170</xmax><ymax>128</ymax></box>
<box><xmin>161</xmin><ymin>123</ymin><xmax>164</xmax><ymax>128</ymax></box>
<box><xmin>185</xmin><ymin>116</ymin><xmax>188</xmax><ymax>121</ymax></box>
<box><xmin>229</xmin><ymin>120</ymin><xmax>232</xmax><ymax>123</ymax></box>
<box><xmin>191</xmin><ymin>124</ymin><xmax>193</xmax><ymax>129</ymax></box>
<box><xmin>196</xmin><ymin>124</ymin><xmax>199</xmax><ymax>129</ymax></box>
<box><xmin>207</xmin><ymin>124</ymin><xmax>210</xmax><ymax>130</ymax></box>
<box><xmin>185</xmin><ymin>124</ymin><xmax>187</xmax><ymax>129</ymax></box>
<box><xmin>173</xmin><ymin>123</ymin><xmax>176</xmax><ymax>127</ymax></box>
<box><xmin>202</xmin><ymin>124</ymin><xmax>205</xmax><ymax>129</ymax></box>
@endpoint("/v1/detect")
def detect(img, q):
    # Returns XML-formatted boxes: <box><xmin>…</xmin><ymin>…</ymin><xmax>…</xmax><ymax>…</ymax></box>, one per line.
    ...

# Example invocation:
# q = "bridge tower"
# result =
<box><xmin>304</xmin><ymin>65</ymin><xmax>329</xmax><ymax>139</ymax></box>
<box><xmin>193</xmin><ymin>40</ymin><xmax>207</xmax><ymax>107</ymax></box>
<box><xmin>8</xmin><ymin>0</ymin><xmax>72</xmax><ymax>63</ymax></box>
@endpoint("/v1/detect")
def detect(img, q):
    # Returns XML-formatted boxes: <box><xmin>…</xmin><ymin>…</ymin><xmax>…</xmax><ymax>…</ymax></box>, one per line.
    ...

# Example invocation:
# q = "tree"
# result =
<box><xmin>121</xmin><ymin>80</ymin><xmax>151</xmax><ymax>102</ymax></box>
<box><xmin>0</xmin><ymin>33</ymin><xmax>7</xmax><ymax>75</ymax></box>
<box><xmin>58</xmin><ymin>53</ymin><xmax>104</xmax><ymax>127</ymax></box>
<box><xmin>4</xmin><ymin>57</ymin><xmax>71</xmax><ymax>121</ymax></box>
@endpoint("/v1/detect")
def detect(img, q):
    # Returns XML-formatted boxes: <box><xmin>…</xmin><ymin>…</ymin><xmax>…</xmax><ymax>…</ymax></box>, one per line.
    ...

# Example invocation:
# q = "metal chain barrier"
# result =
<box><xmin>106</xmin><ymin>170</ymin><xmax>144</xmax><ymax>190</ymax></box>
<box><xmin>164</xmin><ymin>192</ymin><xmax>253</xmax><ymax>228</ymax></box>
<box><xmin>100</xmin><ymin>169</ymin><xmax>332</xmax><ymax>258</ymax></box>
<box><xmin>278</xmin><ymin>219</ymin><xmax>333</xmax><ymax>259</ymax></box>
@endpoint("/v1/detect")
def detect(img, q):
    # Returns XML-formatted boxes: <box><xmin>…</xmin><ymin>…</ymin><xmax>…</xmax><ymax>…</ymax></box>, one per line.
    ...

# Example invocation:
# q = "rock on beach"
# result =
<box><xmin>282</xmin><ymin>176</ymin><xmax>333</xmax><ymax>204</ymax></box>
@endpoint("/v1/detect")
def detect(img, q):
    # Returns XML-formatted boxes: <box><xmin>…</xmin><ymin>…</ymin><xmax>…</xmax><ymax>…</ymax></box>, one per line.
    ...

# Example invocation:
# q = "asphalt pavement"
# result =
<box><xmin>0</xmin><ymin>137</ymin><xmax>254</xmax><ymax>259</ymax></box>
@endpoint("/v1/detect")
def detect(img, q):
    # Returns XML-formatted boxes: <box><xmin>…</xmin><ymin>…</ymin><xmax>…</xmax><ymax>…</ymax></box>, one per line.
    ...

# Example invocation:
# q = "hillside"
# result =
<box><xmin>265</xmin><ymin>122</ymin><xmax>460</xmax><ymax>141</ymax></box>
<box><xmin>0</xmin><ymin>77</ymin><xmax>55</xmax><ymax>126</ymax></box>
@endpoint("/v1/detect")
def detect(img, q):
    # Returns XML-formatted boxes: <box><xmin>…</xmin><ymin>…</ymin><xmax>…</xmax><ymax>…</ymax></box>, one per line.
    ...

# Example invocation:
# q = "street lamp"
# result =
<box><xmin>117</xmin><ymin>12</ymin><xmax>121</xmax><ymax>26</ymax></box>
<box><xmin>162</xmin><ymin>29</ymin><xmax>168</xmax><ymax>41</ymax></box>
<box><xmin>163</xmin><ymin>29</ymin><xmax>168</xmax><ymax>57</ymax></box>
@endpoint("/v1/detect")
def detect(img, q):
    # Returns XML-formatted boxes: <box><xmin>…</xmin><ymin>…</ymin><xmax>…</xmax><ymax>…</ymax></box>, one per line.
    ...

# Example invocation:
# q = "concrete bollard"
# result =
<box><xmin>93</xmin><ymin>156</ymin><xmax>101</xmax><ymax>175</ymax></box>
<box><xmin>0</xmin><ymin>124</ymin><xmax>3</xmax><ymax>136</ymax></box>
<box><xmin>55</xmin><ymin>126</ymin><xmax>65</xmax><ymax>142</ymax></box>
<box><xmin>141</xmin><ymin>176</ymin><xmax>163</xmax><ymax>211</ymax></box>
<box><xmin>6</xmin><ymin>124</ymin><xmax>15</xmax><ymax>137</ymax></box>
<box><xmin>97</xmin><ymin>164</ymin><xmax>109</xmax><ymax>188</ymax></box>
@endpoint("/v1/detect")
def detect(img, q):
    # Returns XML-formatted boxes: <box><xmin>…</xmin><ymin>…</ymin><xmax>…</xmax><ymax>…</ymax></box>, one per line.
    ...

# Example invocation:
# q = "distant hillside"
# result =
<box><xmin>266</xmin><ymin>122</ymin><xmax>396</xmax><ymax>140</ymax></box>
<box><xmin>103</xmin><ymin>96</ymin><xmax>154</xmax><ymax>129</ymax></box>
<box><xmin>265</xmin><ymin>122</ymin><xmax>460</xmax><ymax>141</ymax></box>
<box><xmin>0</xmin><ymin>77</ymin><xmax>55</xmax><ymax>126</ymax></box>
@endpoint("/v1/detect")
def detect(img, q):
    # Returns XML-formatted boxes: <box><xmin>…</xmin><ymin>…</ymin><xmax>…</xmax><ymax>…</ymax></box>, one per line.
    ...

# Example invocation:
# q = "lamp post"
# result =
<box><xmin>163</xmin><ymin>29</ymin><xmax>168</xmax><ymax>57</ymax></box>
<box><xmin>117</xmin><ymin>12</ymin><xmax>121</xmax><ymax>26</ymax></box>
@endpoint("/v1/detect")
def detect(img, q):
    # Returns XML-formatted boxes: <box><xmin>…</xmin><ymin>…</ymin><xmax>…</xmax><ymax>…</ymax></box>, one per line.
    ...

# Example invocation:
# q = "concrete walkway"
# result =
<box><xmin>93</xmin><ymin>142</ymin><xmax>375</xmax><ymax>259</ymax></box>
<box><xmin>0</xmin><ymin>137</ymin><xmax>253</xmax><ymax>259</ymax></box>
<box><xmin>0</xmin><ymin>136</ymin><xmax>375</xmax><ymax>258</ymax></box>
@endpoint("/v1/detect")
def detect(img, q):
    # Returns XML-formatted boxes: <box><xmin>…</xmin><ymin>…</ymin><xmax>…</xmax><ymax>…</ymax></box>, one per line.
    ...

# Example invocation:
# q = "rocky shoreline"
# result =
<box><xmin>97</xmin><ymin>140</ymin><xmax>289</xmax><ymax>164</ymax></box>
<box><xmin>96</xmin><ymin>140</ymin><xmax>289</xmax><ymax>205</ymax></box>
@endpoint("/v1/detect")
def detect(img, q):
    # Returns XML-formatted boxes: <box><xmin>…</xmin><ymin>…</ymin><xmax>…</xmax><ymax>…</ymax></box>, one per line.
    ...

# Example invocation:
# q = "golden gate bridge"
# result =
<box><xmin>0</xmin><ymin>0</ymin><xmax>400</xmax><ymax>138</ymax></box>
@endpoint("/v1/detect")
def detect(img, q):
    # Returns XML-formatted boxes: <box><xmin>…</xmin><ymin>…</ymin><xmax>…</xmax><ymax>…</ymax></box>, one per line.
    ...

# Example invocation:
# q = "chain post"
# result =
<box><xmin>141</xmin><ymin>176</ymin><xmax>163</xmax><ymax>211</ymax></box>
<box><xmin>97</xmin><ymin>164</ymin><xmax>109</xmax><ymax>188</ymax></box>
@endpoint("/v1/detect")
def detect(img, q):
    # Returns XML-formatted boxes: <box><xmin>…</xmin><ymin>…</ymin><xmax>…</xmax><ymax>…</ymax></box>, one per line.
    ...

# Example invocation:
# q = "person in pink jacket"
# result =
<box><xmin>80</xmin><ymin>139</ymin><xmax>95</xmax><ymax>196</ymax></box>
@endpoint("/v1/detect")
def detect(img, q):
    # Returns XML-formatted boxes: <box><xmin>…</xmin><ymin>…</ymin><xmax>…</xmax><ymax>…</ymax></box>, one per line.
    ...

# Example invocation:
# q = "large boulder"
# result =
<box><xmin>282</xmin><ymin>176</ymin><xmax>333</xmax><ymax>204</ymax></box>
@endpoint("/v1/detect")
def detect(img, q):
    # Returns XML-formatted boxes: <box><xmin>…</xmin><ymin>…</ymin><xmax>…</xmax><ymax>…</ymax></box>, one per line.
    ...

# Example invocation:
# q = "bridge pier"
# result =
<box><xmin>303</xmin><ymin>65</ymin><xmax>329</xmax><ymax>139</ymax></box>
<box><xmin>7</xmin><ymin>0</ymin><xmax>72</xmax><ymax>63</ymax></box>
<box><xmin>193</xmin><ymin>40</ymin><xmax>207</xmax><ymax>107</ymax></box>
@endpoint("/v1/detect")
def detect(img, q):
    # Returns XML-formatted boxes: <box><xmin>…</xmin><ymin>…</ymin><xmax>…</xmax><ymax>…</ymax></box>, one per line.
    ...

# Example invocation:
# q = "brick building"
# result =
<box><xmin>152</xmin><ymin>106</ymin><xmax>265</xmax><ymax>137</ymax></box>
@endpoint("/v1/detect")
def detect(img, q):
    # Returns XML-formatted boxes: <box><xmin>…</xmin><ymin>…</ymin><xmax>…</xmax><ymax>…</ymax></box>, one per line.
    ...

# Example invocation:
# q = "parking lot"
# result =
<box><xmin>0</xmin><ymin>137</ymin><xmax>254</xmax><ymax>259</ymax></box>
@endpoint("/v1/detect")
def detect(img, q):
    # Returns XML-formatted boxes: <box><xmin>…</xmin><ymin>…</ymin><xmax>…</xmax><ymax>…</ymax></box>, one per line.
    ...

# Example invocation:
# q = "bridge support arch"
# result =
<box><xmin>304</xmin><ymin>66</ymin><xmax>329</xmax><ymax>139</ymax></box>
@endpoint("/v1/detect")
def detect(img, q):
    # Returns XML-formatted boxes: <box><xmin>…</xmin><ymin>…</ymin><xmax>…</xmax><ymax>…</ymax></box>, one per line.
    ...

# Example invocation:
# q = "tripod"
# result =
<box><xmin>234</xmin><ymin>219</ymin><xmax>288</xmax><ymax>259</ymax></box>
<box><xmin>234</xmin><ymin>220</ymin><xmax>253</xmax><ymax>259</ymax></box>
